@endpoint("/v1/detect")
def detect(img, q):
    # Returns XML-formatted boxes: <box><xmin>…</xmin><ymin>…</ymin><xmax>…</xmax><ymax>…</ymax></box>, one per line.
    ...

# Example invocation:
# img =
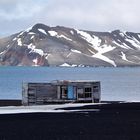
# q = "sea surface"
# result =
<box><xmin>0</xmin><ymin>66</ymin><xmax>140</xmax><ymax>101</ymax></box>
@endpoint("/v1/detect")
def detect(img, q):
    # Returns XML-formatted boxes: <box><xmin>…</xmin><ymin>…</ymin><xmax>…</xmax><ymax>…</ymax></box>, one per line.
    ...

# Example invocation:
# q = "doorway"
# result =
<box><xmin>61</xmin><ymin>86</ymin><xmax>68</xmax><ymax>99</ymax></box>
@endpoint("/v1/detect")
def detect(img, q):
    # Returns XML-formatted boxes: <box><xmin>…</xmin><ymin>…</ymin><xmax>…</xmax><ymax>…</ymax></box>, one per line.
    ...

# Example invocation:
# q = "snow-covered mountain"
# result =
<box><xmin>0</xmin><ymin>23</ymin><xmax>140</xmax><ymax>67</ymax></box>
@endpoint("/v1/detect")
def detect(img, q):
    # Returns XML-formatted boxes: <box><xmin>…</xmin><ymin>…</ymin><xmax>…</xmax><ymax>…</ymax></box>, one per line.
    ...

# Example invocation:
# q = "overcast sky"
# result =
<box><xmin>0</xmin><ymin>0</ymin><xmax>140</xmax><ymax>37</ymax></box>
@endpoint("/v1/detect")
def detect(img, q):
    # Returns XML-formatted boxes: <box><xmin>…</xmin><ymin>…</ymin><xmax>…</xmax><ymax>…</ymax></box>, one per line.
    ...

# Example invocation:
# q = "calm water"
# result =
<box><xmin>0</xmin><ymin>66</ymin><xmax>140</xmax><ymax>101</ymax></box>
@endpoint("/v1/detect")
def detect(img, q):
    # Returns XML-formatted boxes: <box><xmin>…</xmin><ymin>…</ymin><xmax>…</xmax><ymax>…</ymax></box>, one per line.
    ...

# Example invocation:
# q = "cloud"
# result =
<box><xmin>42</xmin><ymin>0</ymin><xmax>140</xmax><ymax>31</ymax></box>
<box><xmin>1</xmin><ymin>0</ymin><xmax>140</xmax><ymax>36</ymax></box>
<box><xmin>0</xmin><ymin>0</ymin><xmax>44</xmax><ymax>20</ymax></box>
<box><xmin>0</xmin><ymin>0</ymin><xmax>46</xmax><ymax>36</ymax></box>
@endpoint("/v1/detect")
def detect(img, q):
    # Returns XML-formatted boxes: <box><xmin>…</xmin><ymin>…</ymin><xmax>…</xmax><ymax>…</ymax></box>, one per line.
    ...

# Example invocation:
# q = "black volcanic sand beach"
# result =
<box><xmin>0</xmin><ymin>102</ymin><xmax>140</xmax><ymax>140</ymax></box>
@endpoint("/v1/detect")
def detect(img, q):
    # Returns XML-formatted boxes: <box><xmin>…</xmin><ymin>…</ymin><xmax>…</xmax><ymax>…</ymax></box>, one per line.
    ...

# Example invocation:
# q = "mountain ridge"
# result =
<box><xmin>0</xmin><ymin>23</ymin><xmax>140</xmax><ymax>67</ymax></box>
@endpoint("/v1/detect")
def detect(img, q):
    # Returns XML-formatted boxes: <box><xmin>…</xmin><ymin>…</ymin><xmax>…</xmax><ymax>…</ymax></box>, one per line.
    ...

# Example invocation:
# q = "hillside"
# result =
<box><xmin>0</xmin><ymin>23</ymin><xmax>140</xmax><ymax>67</ymax></box>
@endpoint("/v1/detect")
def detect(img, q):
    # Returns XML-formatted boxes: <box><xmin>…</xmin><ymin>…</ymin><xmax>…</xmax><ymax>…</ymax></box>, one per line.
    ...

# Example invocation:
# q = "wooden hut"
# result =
<box><xmin>22</xmin><ymin>80</ymin><xmax>101</xmax><ymax>105</ymax></box>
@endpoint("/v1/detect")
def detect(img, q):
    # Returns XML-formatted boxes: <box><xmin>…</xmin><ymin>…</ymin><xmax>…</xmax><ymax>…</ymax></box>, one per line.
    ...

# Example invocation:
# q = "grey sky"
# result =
<box><xmin>0</xmin><ymin>0</ymin><xmax>140</xmax><ymax>37</ymax></box>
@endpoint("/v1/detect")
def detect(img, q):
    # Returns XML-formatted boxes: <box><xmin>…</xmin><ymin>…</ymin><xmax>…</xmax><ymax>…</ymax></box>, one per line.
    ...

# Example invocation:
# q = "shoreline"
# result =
<box><xmin>0</xmin><ymin>99</ymin><xmax>21</xmax><ymax>106</ymax></box>
<box><xmin>0</xmin><ymin>102</ymin><xmax>140</xmax><ymax>139</ymax></box>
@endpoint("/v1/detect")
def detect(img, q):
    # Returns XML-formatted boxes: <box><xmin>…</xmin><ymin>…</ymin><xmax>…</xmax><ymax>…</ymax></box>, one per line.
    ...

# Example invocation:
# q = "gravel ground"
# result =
<box><xmin>0</xmin><ymin>102</ymin><xmax>140</xmax><ymax>140</ymax></box>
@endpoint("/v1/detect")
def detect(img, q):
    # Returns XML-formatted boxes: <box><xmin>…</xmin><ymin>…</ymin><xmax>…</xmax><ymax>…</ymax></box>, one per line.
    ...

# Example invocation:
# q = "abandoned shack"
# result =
<box><xmin>22</xmin><ymin>80</ymin><xmax>101</xmax><ymax>105</ymax></box>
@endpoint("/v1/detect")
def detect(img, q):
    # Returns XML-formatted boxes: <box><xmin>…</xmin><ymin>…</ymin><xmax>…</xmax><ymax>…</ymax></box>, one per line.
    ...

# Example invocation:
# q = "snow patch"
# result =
<box><xmin>125</xmin><ymin>38</ymin><xmax>140</xmax><ymax>49</ymax></box>
<box><xmin>70</xmin><ymin>30</ymin><xmax>74</xmax><ymax>35</ymax></box>
<box><xmin>0</xmin><ymin>103</ymin><xmax>100</xmax><ymax>114</ymax></box>
<box><xmin>138</xmin><ymin>34</ymin><xmax>140</xmax><ymax>39</ymax></box>
<box><xmin>13</xmin><ymin>38</ymin><xmax>17</xmax><ymax>41</ymax></box>
<box><xmin>71</xmin><ymin>64</ymin><xmax>77</xmax><ymax>67</ymax></box>
<box><xmin>18</xmin><ymin>31</ymin><xmax>24</xmax><ymax>37</ymax></box>
<box><xmin>59</xmin><ymin>35</ymin><xmax>72</xmax><ymax>41</ymax></box>
<box><xmin>120</xmin><ymin>51</ymin><xmax>127</xmax><ymax>61</ymax></box>
<box><xmin>34</xmin><ymin>49</ymin><xmax>44</xmax><ymax>56</ymax></box>
<box><xmin>132</xmin><ymin>36</ymin><xmax>140</xmax><ymax>44</ymax></box>
<box><xmin>31</xmin><ymin>36</ymin><xmax>35</xmax><ymax>39</ymax></box>
<box><xmin>120</xmin><ymin>51</ymin><xmax>133</xmax><ymax>63</ymax></box>
<box><xmin>92</xmin><ymin>35</ymin><xmax>102</xmax><ymax>48</ymax></box>
<box><xmin>26</xmin><ymin>26</ymin><xmax>32</xmax><ymax>32</ymax></box>
<box><xmin>38</xmin><ymin>29</ymin><xmax>47</xmax><ymax>35</ymax></box>
<box><xmin>99</xmin><ymin>45</ymin><xmax>116</xmax><ymax>54</ymax></box>
<box><xmin>6</xmin><ymin>45</ymin><xmax>10</xmax><ymax>48</ymax></box>
<box><xmin>28</xmin><ymin>43</ymin><xmax>36</xmax><ymax>49</ymax></box>
<box><xmin>28</xmin><ymin>43</ymin><xmax>44</xmax><ymax>56</ymax></box>
<box><xmin>93</xmin><ymin>53</ymin><xmax>116</xmax><ymax>67</ymax></box>
<box><xmin>122</xmin><ymin>43</ymin><xmax>133</xmax><ymax>49</ymax></box>
<box><xmin>78</xmin><ymin>64</ymin><xmax>85</xmax><ymax>67</ymax></box>
<box><xmin>76</xmin><ymin>29</ymin><xmax>101</xmax><ymax>49</ymax></box>
<box><xmin>75</xmin><ymin>29</ymin><xmax>115</xmax><ymax>54</ymax></box>
<box><xmin>90</xmin><ymin>44</ymin><xmax>116</xmax><ymax>66</ymax></box>
<box><xmin>17</xmin><ymin>38</ymin><xmax>22</xmax><ymax>46</ymax></box>
<box><xmin>88</xmin><ymin>49</ymin><xmax>95</xmax><ymax>54</ymax></box>
<box><xmin>71</xmin><ymin>49</ymin><xmax>81</xmax><ymax>53</ymax></box>
<box><xmin>119</xmin><ymin>32</ymin><xmax>126</xmax><ymax>37</ymax></box>
<box><xmin>60</xmin><ymin>63</ymin><xmax>71</xmax><ymax>67</ymax></box>
<box><xmin>28</xmin><ymin>32</ymin><xmax>35</xmax><ymax>35</ymax></box>
<box><xmin>75</xmin><ymin>29</ymin><xmax>116</xmax><ymax>66</ymax></box>
<box><xmin>48</xmin><ymin>31</ymin><xmax>58</xmax><ymax>36</ymax></box>
<box><xmin>0</xmin><ymin>50</ymin><xmax>5</xmax><ymax>55</ymax></box>
<box><xmin>45</xmin><ymin>54</ymin><xmax>51</xmax><ymax>59</ymax></box>
<box><xmin>48</xmin><ymin>31</ymin><xmax>72</xmax><ymax>41</ymax></box>
<box><xmin>33</xmin><ymin>58</ymin><xmax>38</xmax><ymax>66</ymax></box>
<box><xmin>60</xmin><ymin>63</ymin><xmax>78</xmax><ymax>67</ymax></box>
<box><xmin>66</xmin><ymin>52</ymin><xmax>71</xmax><ymax>58</ymax></box>
<box><xmin>113</xmin><ymin>41</ymin><xmax>130</xmax><ymax>49</ymax></box>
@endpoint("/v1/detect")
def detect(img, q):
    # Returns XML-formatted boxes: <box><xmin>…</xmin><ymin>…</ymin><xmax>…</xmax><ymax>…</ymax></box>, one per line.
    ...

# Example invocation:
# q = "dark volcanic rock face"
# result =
<box><xmin>0</xmin><ymin>23</ymin><xmax>140</xmax><ymax>67</ymax></box>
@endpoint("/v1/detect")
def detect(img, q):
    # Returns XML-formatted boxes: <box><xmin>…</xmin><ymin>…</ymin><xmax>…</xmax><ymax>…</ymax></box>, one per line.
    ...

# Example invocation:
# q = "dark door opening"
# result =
<box><xmin>61</xmin><ymin>86</ymin><xmax>68</xmax><ymax>99</ymax></box>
